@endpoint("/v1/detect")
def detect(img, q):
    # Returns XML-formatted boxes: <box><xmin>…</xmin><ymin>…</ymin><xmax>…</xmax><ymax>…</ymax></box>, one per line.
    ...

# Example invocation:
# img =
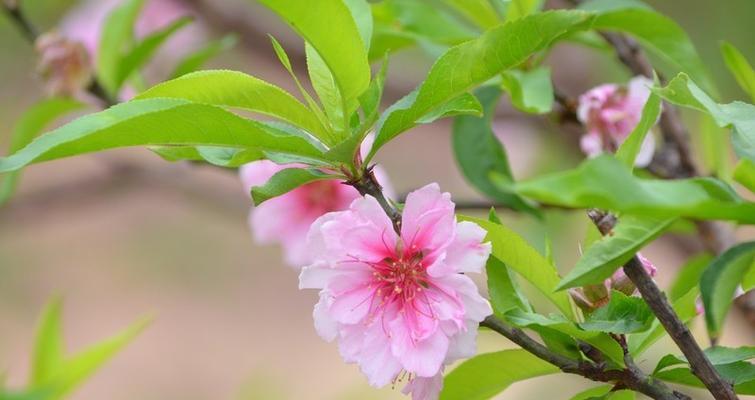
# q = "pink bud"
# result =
<box><xmin>35</xmin><ymin>32</ymin><xmax>92</xmax><ymax>97</ymax></box>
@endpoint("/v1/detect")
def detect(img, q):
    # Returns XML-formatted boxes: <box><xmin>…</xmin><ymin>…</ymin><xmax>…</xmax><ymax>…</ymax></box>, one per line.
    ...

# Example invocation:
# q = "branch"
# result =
<box><xmin>481</xmin><ymin>316</ymin><xmax>689</xmax><ymax>400</ymax></box>
<box><xmin>589</xmin><ymin>210</ymin><xmax>738</xmax><ymax>400</ymax></box>
<box><xmin>1</xmin><ymin>0</ymin><xmax>115</xmax><ymax>106</ymax></box>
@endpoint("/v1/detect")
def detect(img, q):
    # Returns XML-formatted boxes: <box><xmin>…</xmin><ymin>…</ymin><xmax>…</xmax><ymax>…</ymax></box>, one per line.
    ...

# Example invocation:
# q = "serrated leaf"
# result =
<box><xmin>654</xmin><ymin>73</ymin><xmax>755</xmax><ymax>164</ymax></box>
<box><xmin>580</xmin><ymin>1</ymin><xmax>715</xmax><ymax>95</ymax></box>
<box><xmin>97</xmin><ymin>0</ymin><xmax>144</xmax><ymax>94</ymax></box>
<box><xmin>115</xmin><ymin>16</ymin><xmax>192</xmax><ymax>89</ymax></box>
<box><xmin>251</xmin><ymin>168</ymin><xmax>333</xmax><ymax>205</ymax></box>
<box><xmin>569</xmin><ymin>386</ymin><xmax>612</xmax><ymax>400</ymax></box>
<box><xmin>505</xmin><ymin>0</ymin><xmax>544</xmax><ymax>21</ymax></box>
<box><xmin>452</xmin><ymin>86</ymin><xmax>539</xmax><ymax>215</ymax></box>
<box><xmin>654</xmin><ymin>362</ymin><xmax>755</xmax><ymax>395</ymax></box>
<box><xmin>442</xmin><ymin>0</ymin><xmax>500</xmax><ymax>29</ymax></box>
<box><xmin>721</xmin><ymin>41</ymin><xmax>755</xmax><ymax>102</ymax></box>
<box><xmin>460</xmin><ymin>216</ymin><xmax>574</xmax><ymax>318</ymax></box>
<box><xmin>500</xmin><ymin>67</ymin><xmax>554</xmax><ymax>114</ymax></box>
<box><xmin>580</xmin><ymin>291</ymin><xmax>654</xmax><ymax>334</ymax></box>
<box><xmin>369</xmin><ymin>11</ymin><xmax>594</xmax><ymax>159</ymax></box>
<box><xmin>170</xmin><ymin>34</ymin><xmax>237</xmax><ymax>79</ymax></box>
<box><xmin>137</xmin><ymin>70</ymin><xmax>331</xmax><ymax>143</ymax></box>
<box><xmin>0</xmin><ymin>98</ymin><xmax>85</xmax><ymax>205</ymax></box>
<box><xmin>700</xmin><ymin>241</ymin><xmax>755</xmax><ymax>339</ymax></box>
<box><xmin>259</xmin><ymin>0</ymin><xmax>370</xmax><ymax>127</ymax></box>
<box><xmin>440</xmin><ymin>350</ymin><xmax>558</xmax><ymax>400</ymax></box>
<box><xmin>557</xmin><ymin>216</ymin><xmax>673</xmax><ymax>290</ymax></box>
<box><xmin>515</xmin><ymin>155</ymin><xmax>755</xmax><ymax>223</ymax></box>
<box><xmin>0</xmin><ymin>99</ymin><xmax>327</xmax><ymax>173</ymax></box>
<box><xmin>150</xmin><ymin>146</ymin><xmax>264</xmax><ymax>167</ymax></box>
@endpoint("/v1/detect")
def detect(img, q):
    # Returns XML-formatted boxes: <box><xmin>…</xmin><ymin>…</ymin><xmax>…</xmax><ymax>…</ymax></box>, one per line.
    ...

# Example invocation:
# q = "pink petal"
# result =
<box><xmin>239</xmin><ymin>160</ymin><xmax>285</xmax><ymax>193</ymax></box>
<box><xmin>430</xmin><ymin>221</ymin><xmax>491</xmax><ymax>276</ymax></box>
<box><xmin>313</xmin><ymin>292</ymin><xmax>338</xmax><ymax>341</ymax></box>
<box><xmin>402</xmin><ymin>371</ymin><xmax>444</xmax><ymax>400</ymax></box>
<box><xmin>401</xmin><ymin>183</ymin><xmax>455</xmax><ymax>259</ymax></box>
<box><xmin>390</xmin><ymin>318</ymin><xmax>449</xmax><ymax>378</ymax></box>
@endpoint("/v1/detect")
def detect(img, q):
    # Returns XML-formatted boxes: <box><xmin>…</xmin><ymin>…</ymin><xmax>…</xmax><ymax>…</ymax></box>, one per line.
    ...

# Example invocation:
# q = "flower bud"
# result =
<box><xmin>35</xmin><ymin>32</ymin><xmax>93</xmax><ymax>97</ymax></box>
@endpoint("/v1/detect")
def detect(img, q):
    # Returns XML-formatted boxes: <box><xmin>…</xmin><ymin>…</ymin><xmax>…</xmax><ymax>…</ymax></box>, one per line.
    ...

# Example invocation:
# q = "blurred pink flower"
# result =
<box><xmin>240</xmin><ymin>161</ymin><xmax>361</xmax><ymax>267</ymax></box>
<box><xmin>577</xmin><ymin>76</ymin><xmax>657</xmax><ymax>167</ymax></box>
<box><xmin>299</xmin><ymin>183</ymin><xmax>492</xmax><ymax>398</ymax></box>
<box><xmin>35</xmin><ymin>32</ymin><xmax>93</xmax><ymax>96</ymax></box>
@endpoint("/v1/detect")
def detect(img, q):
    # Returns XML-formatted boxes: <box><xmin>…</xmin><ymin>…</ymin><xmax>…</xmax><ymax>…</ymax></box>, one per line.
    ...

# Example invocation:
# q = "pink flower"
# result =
<box><xmin>299</xmin><ymin>183</ymin><xmax>492</xmax><ymax>399</ymax></box>
<box><xmin>577</xmin><ymin>76</ymin><xmax>657</xmax><ymax>167</ymax></box>
<box><xmin>239</xmin><ymin>161</ymin><xmax>361</xmax><ymax>267</ymax></box>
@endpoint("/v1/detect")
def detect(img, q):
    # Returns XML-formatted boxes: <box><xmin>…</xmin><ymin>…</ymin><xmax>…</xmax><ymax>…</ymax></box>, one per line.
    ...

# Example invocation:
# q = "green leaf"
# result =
<box><xmin>615</xmin><ymin>83</ymin><xmax>661</xmax><ymax>168</ymax></box>
<box><xmin>487</xmin><ymin>256</ymin><xmax>532</xmax><ymax>316</ymax></box>
<box><xmin>97</xmin><ymin>0</ymin><xmax>145</xmax><ymax>94</ymax></box>
<box><xmin>372</xmin><ymin>0</ymin><xmax>475</xmax><ymax>49</ymax></box>
<box><xmin>557</xmin><ymin>216</ymin><xmax>673</xmax><ymax>290</ymax></box>
<box><xmin>259</xmin><ymin>0</ymin><xmax>371</xmax><ymax>119</ymax></box>
<box><xmin>502</xmin><ymin>310</ymin><xmax>625</xmax><ymax>365</ymax></box>
<box><xmin>115</xmin><ymin>16</ymin><xmax>192</xmax><ymax>89</ymax></box>
<box><xmin>668</xmin><ymin>253</ymin><xmax>713</xmax><ymax>302</ymax></box>
<box><xmin>580</xmin><ymin>291</ymin><xmax>654</xmax><ymax>334</ymax></box>
<box><xmin>500</xmin><ymin>67</ymin><xmax>554</xmax><ymax>114</ymax></box>
<box><xmin>251</xmin><ymin>168</ymin><xmax>333</xmax><ymax>205</ymax></box>
<box><xmin>580</xmin><ymin>1</ymin><xmax>715</xmax><ymax>95</ymax></box>
<box><xmin>733</xmin><ymin>159</ymin><xmax>755</xmax><ymax>193</ymax></box>
<box><xmin>0</xmin><ymin>99</ymin><xmax>327</xmax><ymax>173</ymax></box>
<box><xmin>505</xmin><ymin>0</ymin><xmax>544</xmax><ymax>21</ymax></box>
<box><xmin>150</xmin><ymin>146</ymin><xmax>264</xmax><ymax>167</ymax></box>
<box><xmin>441</xmin><ymin>0</ymin><xmax>500</xmax><ymax>29</ymax></box>
<box><xmin>654</xmin><ymin>362</ymin><xmax>755</xmax><ymax>395</ymax></box>
<box><xmin>720</xmin><ymin>41</ymin><xmax>755</xmax><ymax>102</ymax></box>
<box><xmin>137</xmin><ymin>70</ymin><xmax>331</xmax><ymax>143</ymax></box>
<box><xmin>44</xmin><ymin>317</ymin><xmax>151</xmax><ymax>398</ymax></box>
<box><xmin>700</xmin><ymin>241</ymin><xmax>755</xmax><ymax>339</ymax></box>
<box><xmin>305</xmin><ymin>43</ymin><xmax>351</xmax><ymax>136</ymax></box>
<box><xmin>452</xmin><ymin>86</ymin><xmax>539</xmax><ymax>215</ymax></box>
<box><xmin>0</xmin><ymin>98</ymin><xmax>85</xmax><ymax>205</ymax></box>
<box><xmin>653</xmin><ymin>73</ymin><xmax>755</xmax><ymax>164</ymax></box>
<box><xmin>170</xmin><ymin>34</ymin><xmax>237</xmax><ymax>79</ymax></box>
<box><xmin>744</xmin><ymin>260</ymin><xmax>755</xmax><ymax>291</ymax></box>
<box><xmin>368</xmin><ymin>10</ymin><xmax>594</xmax><ymax>159</ymax></box>
<box><xmin>358</xmin><ymin>58</ymin><xmax>388</xmax><ymax>132</ymax></box>
<box><xmin>440</xmin><ymin>350</ymin><xmax>558</xmax><ymax>400</ymax></box>
<box><xmin>344</xmin><ymin>0</ymin><xmax>372</xmax><ymax>52</ymax></box>
<box><xmin>460</xmin><ymin>216</ymin><xmax>574</xmax><ymax>318</ymax></box>
<box><xmin>515</xmin><ymin>155</ymin><xmax>755</xmax><ymax>223</ymax></box>
<box><xmin>31</xmin><ymin>299</ymin><xmax>64</xmax><ymax>386</ymax></box>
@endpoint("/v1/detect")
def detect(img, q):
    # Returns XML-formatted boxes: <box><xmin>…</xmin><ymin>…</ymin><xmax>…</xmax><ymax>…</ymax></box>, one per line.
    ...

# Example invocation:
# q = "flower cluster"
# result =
<box><xmin>299</xmin><ymin>184</ymin><xmax>492</xmax><ymax>399</ymax></box>
<box><xmin>577</xmin><ymin>76</ymin><xmax>657</xmax><ymax>167</ymax></box>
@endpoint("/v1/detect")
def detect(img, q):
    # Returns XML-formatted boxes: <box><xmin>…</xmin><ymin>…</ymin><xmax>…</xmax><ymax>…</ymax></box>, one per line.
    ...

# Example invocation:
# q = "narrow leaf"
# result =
<box><xmin>97</xmin><ymin>0</ymin><xmax>144</xmax><ymax>93</ymax></box>
<box><xmin>500</xmin><ymin>67</ymin><xmax>554</xmax><ymax>114</ymax></box>
<box><xmin>733</xmin><ymin>159</ymin><xmax>755</xmax><ymax>193</ymax></box>
<box><xmin>720</xmin><ymin>41</ymin><xmax>755</xmax><ymax>102</ymax></box>
<box><xmin>0</xmin><ymin>99</ymin><xmax>327</xmax><ymax>173</ymax></box>
<box><xmin>137</xmin><ymin>70</ymin><xmax>331</xmax><ymax>142</ymax></box>
<box><xmin>700</xmin><ymin>241</ymin><xmax>755</xmax><ymax>339</ymax></box>
<box><xmin>440</xmin><ymin>350</ymin><xmax>558</xmax><ymax>400</ymax></box>
<box><xmin>557</xmin><ymin>215</ymin><xmax>674</xmax><ymax>290</ymax></box>
<box><xmin>461</xmin><ymin>216</ymin><xmax>574</xmax><ymax>318</ymax></box>
<box><xmin>150</xmin><ymin>146</ymin><xmax>264</xmax><ymax>167</ymax></box>
<box><xmin>0</xmin><ymin>98</ymin><xmax>85</xmax><ymax>205</ymax></box>
<box><xmin>452</xmin><ymin>86</ymin><xmax>539</xmax><ymax>215</ymax></box>
<box><xmin>31</xmin><ymin>299</ymin><xmax>64</xmax><ymax>386</ymax></box>
<box><xmin>516</xmin><ymin>155</ymin><xmax>755</xmax><ymax>223</ymax></box>
<box><xmin>251</xmin><ymin>168</ymin><xmax>333</xmax><ymax>205</ymax></box>
<box><xmin>615</xmin><ymin>84</ymin><xmax>661</xmax><ymax>168</ymax></box>
<box><xmin>369</xmin><ymin>11</ymin><xmax>594</xmax><ymax>158</ymax></box>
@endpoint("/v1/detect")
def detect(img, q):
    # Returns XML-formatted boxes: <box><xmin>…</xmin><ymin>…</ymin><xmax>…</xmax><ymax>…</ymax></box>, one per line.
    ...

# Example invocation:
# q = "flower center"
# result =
<box><xmin>371</xmin><ymin>252</ymin><xmax>429</xmax><ymax>307</ymax></box>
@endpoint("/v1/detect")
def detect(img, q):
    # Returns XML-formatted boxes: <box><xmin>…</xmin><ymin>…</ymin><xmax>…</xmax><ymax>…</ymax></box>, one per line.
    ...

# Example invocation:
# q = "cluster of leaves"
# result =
<box><xmin>1</xmin><ymin>0</ymin><xmax>754</xmax><ymax>399</ymax></box>
<box><xmin>0</xmin><ymin>299</ymin><xmax>148</xmax><ymax>400</ymax></box>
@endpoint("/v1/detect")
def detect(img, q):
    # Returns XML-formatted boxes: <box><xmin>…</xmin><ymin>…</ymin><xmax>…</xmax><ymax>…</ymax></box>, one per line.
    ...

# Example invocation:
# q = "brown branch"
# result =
<box><xmin>2</xmin><ymin>0</ymin><xmax>115</xmax><ymax>106</ymax></box>
<box><xmin>589</xmin><ymin>210</ymin><xmax>738</xmax><ymax>400</ymax></box>
<box><xmin>348</xmin><ymin>167</ymin><xmax>402</xmax><ymax>233</ymax></box>
<box><xmin>481</xmin><ymin>316</ymin><xmax>689</xmax><ymax>400</ymax></box>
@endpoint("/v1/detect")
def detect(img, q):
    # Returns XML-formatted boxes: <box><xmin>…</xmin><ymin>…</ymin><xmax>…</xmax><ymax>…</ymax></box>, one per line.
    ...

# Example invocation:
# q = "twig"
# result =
<box><xmin>1</xmin><ymin>0</ymin><xmax>116</xmax><ymax>106</ymax></box>
<box><xmin>348</xmin><ymin>167</ymin><xmax>402</xmax><ymax>233</ymax></box>
<box><xmin>589</xmin><ymin>210</ymin><xmax>738</xmax><ymax>400</ymax></box>
<box><xmin>482</xmin><ymin>315</ymin><xmax>689</xmax><ymax>400</ymax></box>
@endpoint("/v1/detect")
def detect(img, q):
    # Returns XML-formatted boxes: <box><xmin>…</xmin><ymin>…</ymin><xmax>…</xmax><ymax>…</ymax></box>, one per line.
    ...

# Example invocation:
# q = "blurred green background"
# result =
<box><xmin>0</xmin><ymin>1</ymin><xmax>754</xmax><ymax>399</ymax></box>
